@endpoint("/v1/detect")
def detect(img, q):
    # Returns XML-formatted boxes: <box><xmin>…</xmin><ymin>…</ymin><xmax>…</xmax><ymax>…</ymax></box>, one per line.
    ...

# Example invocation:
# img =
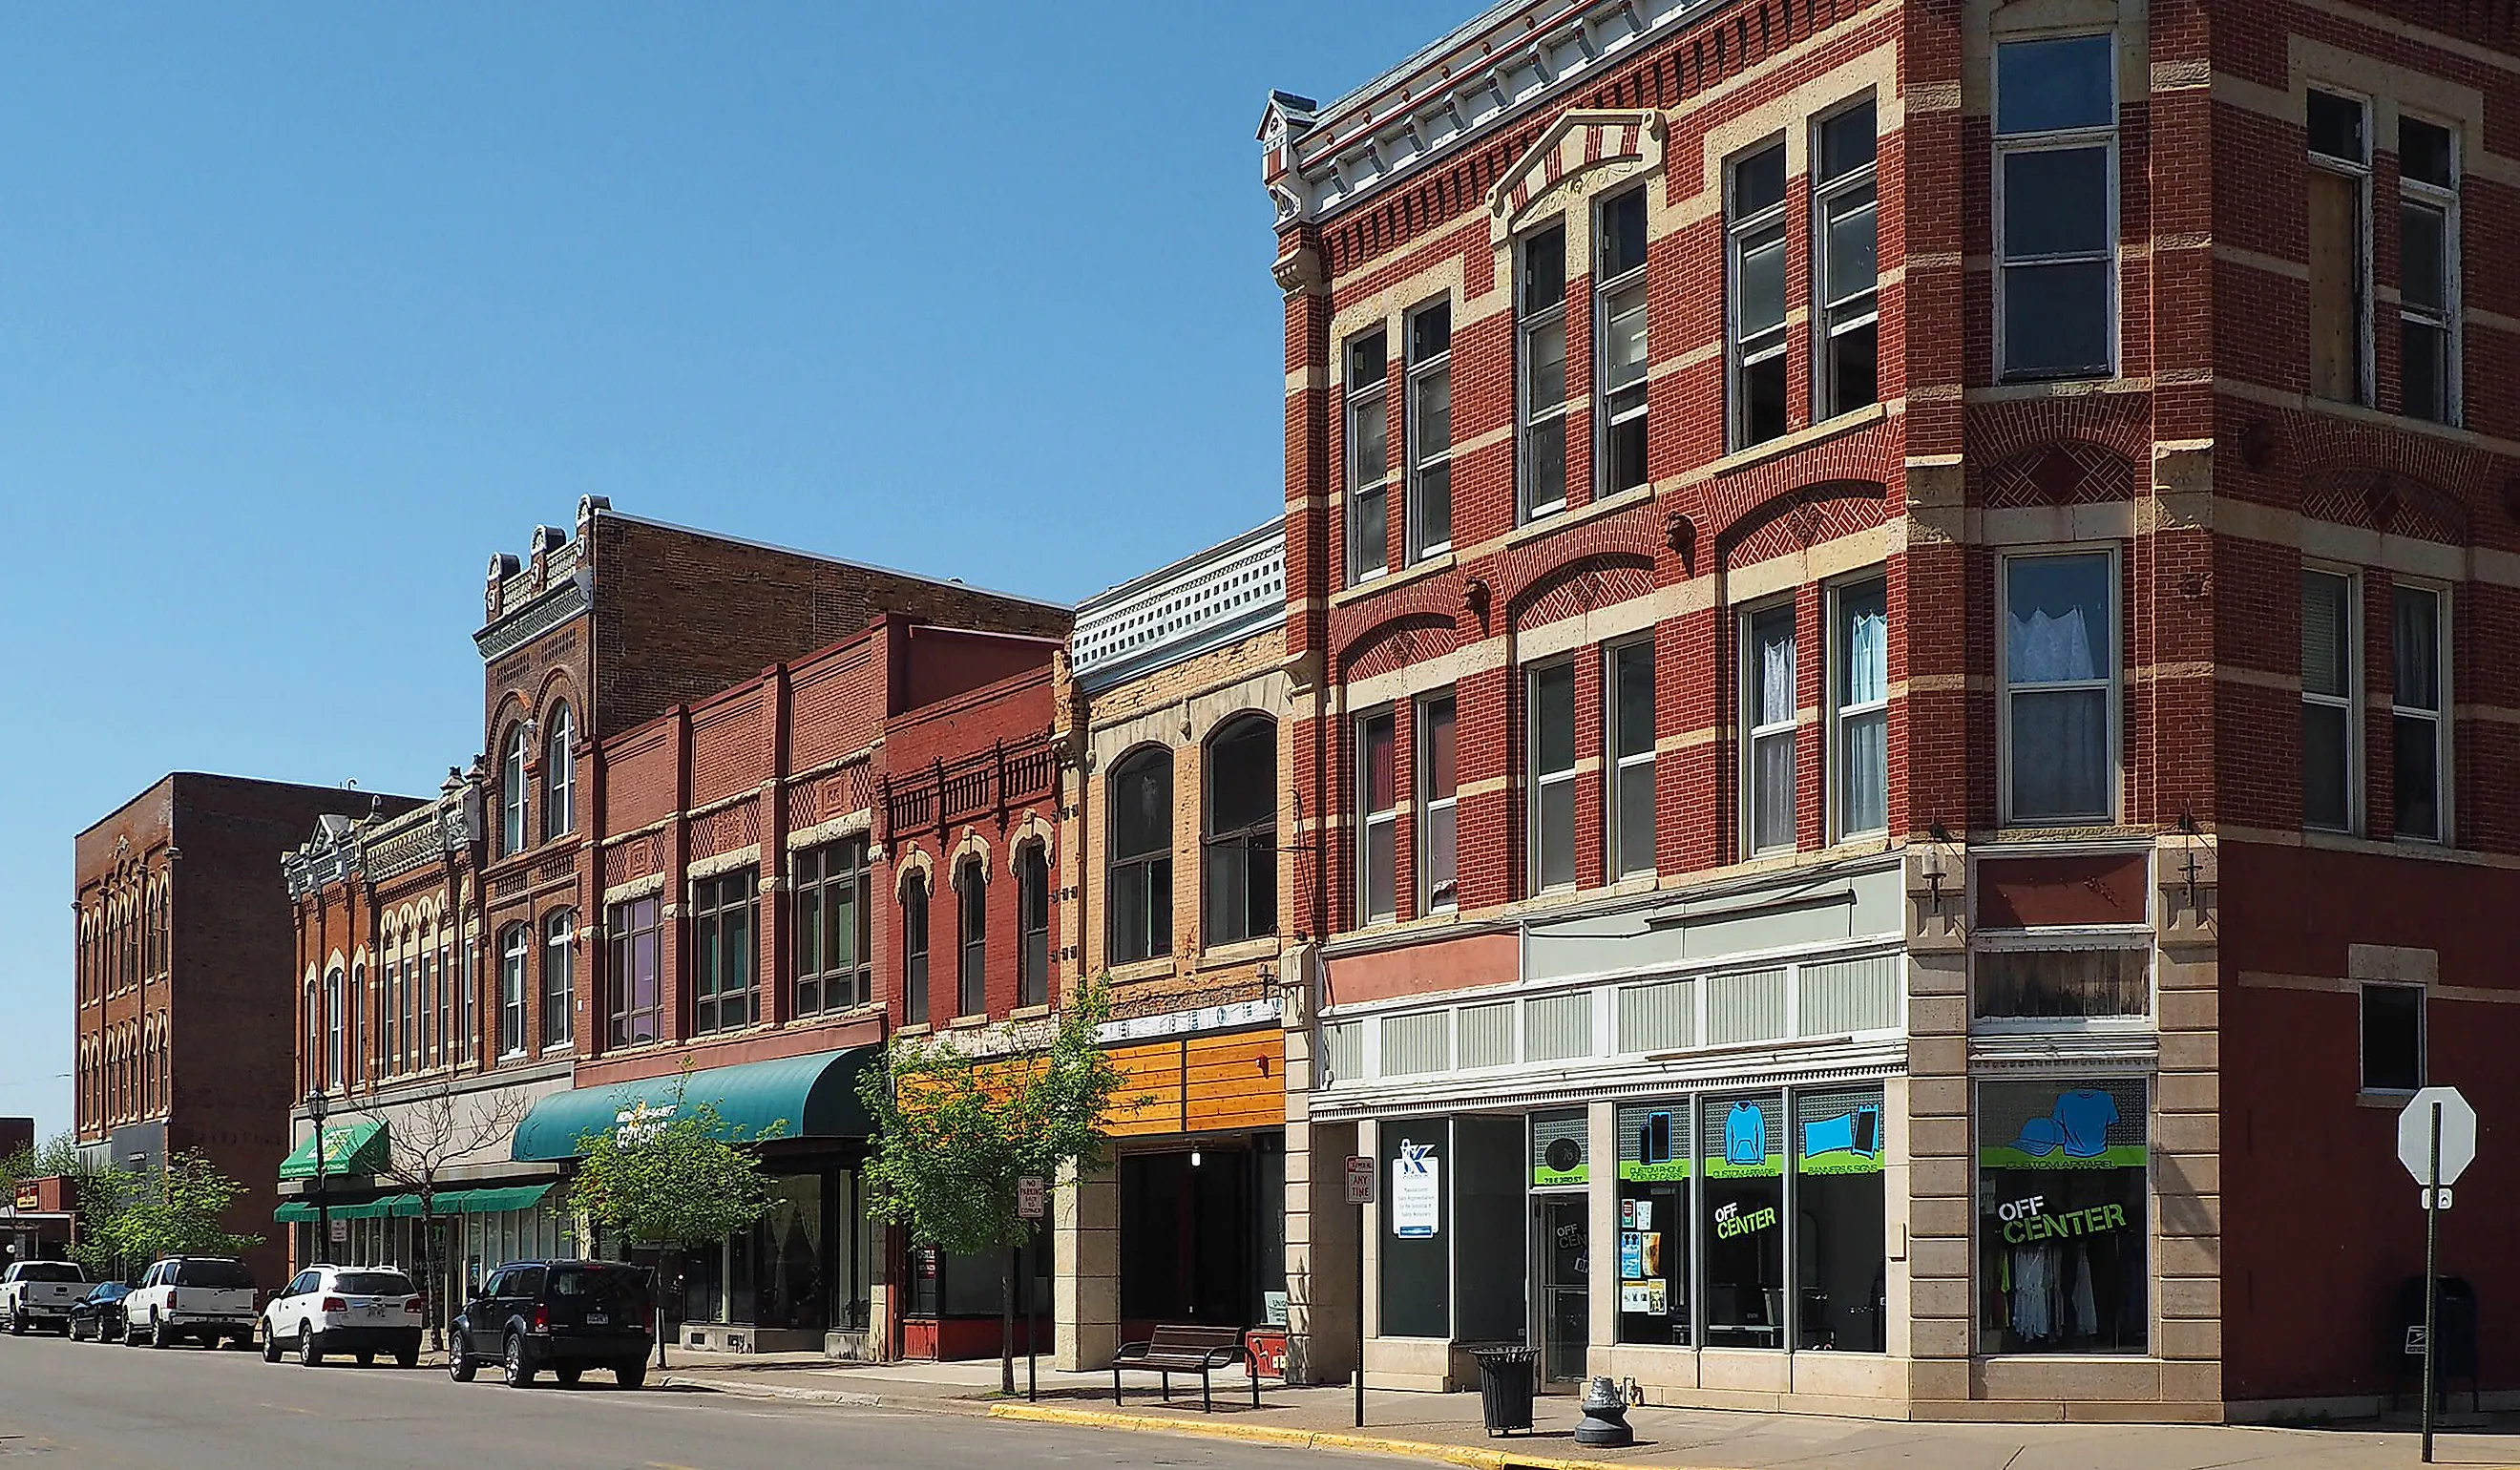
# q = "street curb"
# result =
<box><xmin>986</xmin><ymin>1403</ymin><xmax>1744</xmax><ymax>1470</ymax></box>
<box><xmin>656</xmin><ymin>1374</ymin><xmax>893</xmax><ymax>1407</ymax></box>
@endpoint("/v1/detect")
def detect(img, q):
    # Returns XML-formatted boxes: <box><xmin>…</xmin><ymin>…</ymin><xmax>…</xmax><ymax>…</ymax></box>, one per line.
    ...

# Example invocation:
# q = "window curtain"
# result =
<box><xmin>1752</xmin><ymin>617</ymin><xmax>1796</xmax><ymax>850</ymax></box>
<box><xmin>1841</xmin><ymin>596</ymin><xmax>1888</xmax><ymax>832</ymax></box>
<box><xmin>2007</xmin><ymin>607</ymin><xmax>2097</xmax><ymax>682</ymax></box>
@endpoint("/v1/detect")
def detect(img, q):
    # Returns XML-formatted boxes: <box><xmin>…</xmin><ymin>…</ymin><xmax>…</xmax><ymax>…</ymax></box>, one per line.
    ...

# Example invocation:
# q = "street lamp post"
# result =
<box><xmin>306</xmin><ymin>1089</ymin><xmax>331</xmax><ymax>1265</ymax></box>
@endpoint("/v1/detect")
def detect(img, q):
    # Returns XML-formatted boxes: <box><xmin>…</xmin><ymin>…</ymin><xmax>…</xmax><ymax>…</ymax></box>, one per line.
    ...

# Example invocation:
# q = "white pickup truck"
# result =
<box><xmin>123</xmin><ymin>1255</ymin><xmax>260</xmax><ymax>1349</ymax></box>
<box><xmin>1</xmin><ymin>1261</ymin><xmax>90</xmax><ymax>1335</ymax></box>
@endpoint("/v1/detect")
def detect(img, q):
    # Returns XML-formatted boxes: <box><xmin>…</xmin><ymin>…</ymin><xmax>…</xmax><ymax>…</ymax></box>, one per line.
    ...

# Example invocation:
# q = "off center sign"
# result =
<box><xmin>1344</xmin><ymin>1154</ymin><xmax>1376</xmax><ymax>1207</ymax></box>
<box><xmin>2397</xmin><ymin>1086</ymin><xmax>2477</xmax><ymax>1189</ymax></box>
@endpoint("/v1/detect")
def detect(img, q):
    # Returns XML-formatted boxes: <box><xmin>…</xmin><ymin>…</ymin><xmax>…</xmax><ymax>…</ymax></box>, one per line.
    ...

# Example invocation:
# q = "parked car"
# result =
<box><xmin>259</xmin><ymin>1265</ymin><xmax>423</xmax><ymax>1368</ymax></box>
<box><xmin>1</xmin><ymin>1261</ymin><xmax>90</xmax><ymax>1335</ymax></box>
<box><xmin>122</xmin><ymin>1256</ymin><xmax>259</xmax><ymax>1349</ymax></box>
<box><xmin>66</xmin><ymin>1282</ymin><xmax>133</xmax><ymax>1343</ymax></box>
<box><xmin>448</xmin><ymin>1260</ymin><xmax>653</xmax><ymax>1389</ymax></box>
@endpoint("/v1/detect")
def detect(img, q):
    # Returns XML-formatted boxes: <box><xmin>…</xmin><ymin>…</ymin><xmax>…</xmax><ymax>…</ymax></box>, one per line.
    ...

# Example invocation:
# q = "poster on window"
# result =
<box><xmin>1391</xmin><ymin>1139</ymin><xmax>1440</xmax><ymax>1238</ymax></box>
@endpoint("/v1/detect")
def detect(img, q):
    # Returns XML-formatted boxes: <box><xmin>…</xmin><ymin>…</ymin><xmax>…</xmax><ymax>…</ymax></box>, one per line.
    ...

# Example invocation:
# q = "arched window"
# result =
<box><xmin>1017</xmin><ymin>843</ymin><xmax>1051</xmax><ymax>1009</ymax></box>
<box><xmin>543</xmin><ymin>910</ymin><xmax>575</xmax><ymax>1049</ymax></box>
<box><xmin>1204</xmin><ymin>716</ymin><xmax>1278</xmax><ymax>947</ymax></box>
<box><xmin>902</xmin><ymin>873</ymin><xmax>931</xmax><ymax>1026</ymax></box>
<box><xmin>543</xmin><ymin>704</ymin><xmax>577</xmax><ymax>842</ymax></box>
<box><xmin>956</xmin><ymin>860</ymin><xmax>987</xmax><ymax>1019</ymax></box>
<box><xmin>325</xmin><ymin>967</ymin><xmax>346</xmax><ymax>1090</ymax></box>
<box><xmin>499</xmin><ymin>925</ymin><xmax>531</xmax><ymax>1058</ymax></box>
<box><xmin>1108</xmin><ymin>748</ymin><xmax>1173</xmax><ymax>965</ymax></box>
<box><xmin>500</xmin><ymin>723</ymin><xmax>530</xmax><ymax>856</ymax></box>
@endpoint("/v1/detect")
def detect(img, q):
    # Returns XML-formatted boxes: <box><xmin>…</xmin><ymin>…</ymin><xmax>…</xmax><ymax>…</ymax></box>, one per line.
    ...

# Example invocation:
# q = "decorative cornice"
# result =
<box><xmin>1072</xmin><ymin>523</ymin><xmax>1285</xmax><ymax>691</ymax></box>
<box><xmin>474</xmin><ymin>571</ymin><xmax>592</xmax><ymax>663</ymax></box>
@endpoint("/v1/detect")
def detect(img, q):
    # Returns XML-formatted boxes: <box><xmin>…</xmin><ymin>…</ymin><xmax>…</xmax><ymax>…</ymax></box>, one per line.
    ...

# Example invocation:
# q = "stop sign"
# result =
<box><xmin>2397</xmin><ymin>1087</ymin><xmax>2477</xmax><ymax>1187</ymax></box>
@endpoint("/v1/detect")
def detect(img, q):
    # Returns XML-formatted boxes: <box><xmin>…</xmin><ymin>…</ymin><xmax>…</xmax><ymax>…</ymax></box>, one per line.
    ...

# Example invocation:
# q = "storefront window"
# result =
<box><xmin>1795</xmin><ymin>1086</ymin><xmax>1886</xmax><ymax>1352</ymax></box>
<box><xmin>1702</xmin><ymin>1093</ymin><xmax>1785</xmax><ymax>1347</ymax></box>
<box><xmin>1976</xmin><ymin>1078</ymin><xmax>2148</xmax><ymax>1354</ymax></box>
<box><xmin>1380</xmin><ymin>1118</ymin><xmax>1449</xmax><ymax>1338</ymax></box>
<box><xmin>1615</xmin><ymin>1102</ymin><xmax>1690</xmax><ymax>1346</ymax></box>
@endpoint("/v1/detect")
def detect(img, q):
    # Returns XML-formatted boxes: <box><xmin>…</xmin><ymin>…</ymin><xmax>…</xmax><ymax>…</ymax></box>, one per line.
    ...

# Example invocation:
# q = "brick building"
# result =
<box><xmin>1050</xmin><ymin>524</ymin><xmax>1302</xmax><ymax>1371</ymax></box>
<box><xmin>1264</xmin><ymin>0</ymin><xmax>2520</xmax><ymax>1422</ymax></box>
<box><xmin>75</xmin><ymin>773</ymin><xmax>418</xmax><ymax>1287</ymax></box>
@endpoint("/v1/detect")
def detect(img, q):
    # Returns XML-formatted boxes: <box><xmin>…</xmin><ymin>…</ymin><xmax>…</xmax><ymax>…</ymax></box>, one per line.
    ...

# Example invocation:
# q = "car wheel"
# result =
<box><xmin>10</xmin><ymin>1308</ymin><xmax>28</xmax><ymax>1335</ymax></box>
<box><xmin>449</xmin><ymin>1342</ymin><xmax>478</xmax><ymax>1382</ymax></box>
<box><xmin>555</xmin><ymin>1366</ymin><xmax>581</xmax><ymax>1387</ymax></box>
<box><xmin>356</xmin><ymin>1352</ymin><xmax>373</xmax><ymax>1367</ymax></box>
<box><xmin>147</xmin><ymin>1313</ymin><xmax>171</xmax><ymax>1349</ymax></box>
<box><xmin>395</xmin><ymin>1348</ymin><xmax>419</xmax><ymax>1370</ymax></box>
<box><xmin>615</xmin><ymin>1360</ymin><xmax>647</xmax><ymax>1390</ymax></box>
<box><xmin>262</xmin><ymin>1323</ymin><xmax>282</xmax><ymax>1362</ymax></box>
<box><xmin>502</xmin><ymin>1332</ymin><xmax>536</xmax><ymax>1387</ymax></box>
<box><xmin>298</xmin><ymin>1322</ymin><xmax>323</xmax><ymax>1367</ymax></box>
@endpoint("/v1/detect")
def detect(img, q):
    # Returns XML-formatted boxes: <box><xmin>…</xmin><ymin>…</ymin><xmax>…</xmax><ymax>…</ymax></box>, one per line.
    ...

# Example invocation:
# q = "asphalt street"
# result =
<box><xmin>0</xmin><ymin>1332</ymin><xmax>1387</xmax><ymax>1470</ymax></box>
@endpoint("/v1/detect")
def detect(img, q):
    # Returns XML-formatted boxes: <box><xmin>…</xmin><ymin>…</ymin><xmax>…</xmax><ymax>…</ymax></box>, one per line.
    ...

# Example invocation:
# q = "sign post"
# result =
<box><xmin>1344</xmin><ymin>1155</ymin><xmax>1376</xmax><ymax>1428</ymax></box>
<box><xmin>2396</xmin><ymin>1087</ymin><xmax>2477</xmax><ymax>1464</ymax></box>
<box><xmin>1018</xmin><ymin>1175</ymin><xmax>1047</xmax><ymax>1403</ymax></box>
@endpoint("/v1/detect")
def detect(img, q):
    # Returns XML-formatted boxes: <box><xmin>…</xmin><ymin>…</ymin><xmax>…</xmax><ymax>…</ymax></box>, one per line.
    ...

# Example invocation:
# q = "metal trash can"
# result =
<box><xmin>1472</xmin><ymin>1347</ymin><xmax>1537</xmax><ymax>1436</ymax></box>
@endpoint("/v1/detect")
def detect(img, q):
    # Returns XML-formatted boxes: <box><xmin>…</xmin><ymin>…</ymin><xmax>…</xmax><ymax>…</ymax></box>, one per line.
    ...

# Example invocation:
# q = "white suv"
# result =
<box><xmin>261</xmin><ymin>1265</ymin><xmax>424</xmax><ymax>1368</ymax></box>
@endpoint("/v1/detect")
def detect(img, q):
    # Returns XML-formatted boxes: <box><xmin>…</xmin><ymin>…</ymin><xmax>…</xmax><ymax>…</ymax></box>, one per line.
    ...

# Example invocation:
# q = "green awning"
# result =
<box><xmin>274</xmin><ymin>1202</ymin><xmax>315</xmax><ymax>1223</ymax></box>
<box><xmin>510</xmin><ymin>1046</ymin><xmax>875</xmax><ymax>1162</ymax></box>
<box><xmin>273</xmin><ymin>1193</ymin><xmax>407</xmax><ymax>1224</ymax></box>
<box><xmin>278</xmin><ymin>1120</ymin><xmax>390</xmax><ymax>1180</ymax></box>
<box><xmin>273</xmin><ymin>1184</ymin><xmax>554</xmax><ymax>1224</ymax></box>
<box><xmin>446</xmin><ymin>1184</ymin><xmax>553</xmax><ymax>1215</ymax></box>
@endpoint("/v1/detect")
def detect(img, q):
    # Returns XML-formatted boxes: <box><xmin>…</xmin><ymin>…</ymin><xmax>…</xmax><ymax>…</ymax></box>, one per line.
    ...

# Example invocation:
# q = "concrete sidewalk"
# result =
<box><xmin>647</xmin><ymin>1350</ymin><xmax>2520</xmax><ymax>1470</ymax></box>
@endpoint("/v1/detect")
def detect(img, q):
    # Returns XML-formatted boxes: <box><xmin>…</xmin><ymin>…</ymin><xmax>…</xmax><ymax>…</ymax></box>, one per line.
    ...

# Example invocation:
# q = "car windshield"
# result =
<box><xmin>16</xmin><ymin>1264</ymin><xmax>82</xmax><ymax>1282</ymax></box>
<box><xmin>550</xmin><ymin>1266</ymin><xmax>648</xmax><ymax>1310</ymax></box>
<box><xmin>89</xmin><ymin>1284</ymin><xmax>129</xmax><ymax>1300</ymax></box>
<box><xmin>173</xmin><ymin>1260</ymin><xmax>255</xmax><ymax>1290</ymax></box>
<box><xmin>332</xmin><ymin>1271</ymin><xmax>413</xmax><ymax>1295</ymax></box>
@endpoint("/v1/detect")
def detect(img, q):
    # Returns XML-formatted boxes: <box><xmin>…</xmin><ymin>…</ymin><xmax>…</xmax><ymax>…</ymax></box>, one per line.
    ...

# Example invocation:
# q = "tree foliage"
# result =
<box><xmin>570</xmin><ymin>1081</ymin><xmax>784</xmax><ymax>1251</ymax></box>
<box><xmin>75</xmin><ymin>1151</ymin><xmax>261</xmax><ymax>1278</ymax></box>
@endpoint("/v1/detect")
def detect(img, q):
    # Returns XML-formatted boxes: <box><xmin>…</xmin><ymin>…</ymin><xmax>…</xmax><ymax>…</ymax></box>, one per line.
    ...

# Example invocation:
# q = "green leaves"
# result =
<box><xmin>74</xmin><ymin>1151</ymin><xmax>262</xmax><ymax>1278</ymax></box>
<box><xmin>570</xmin><ymin>1076</ymin><xmax>787</xmax><ymax>1250</ymax></box>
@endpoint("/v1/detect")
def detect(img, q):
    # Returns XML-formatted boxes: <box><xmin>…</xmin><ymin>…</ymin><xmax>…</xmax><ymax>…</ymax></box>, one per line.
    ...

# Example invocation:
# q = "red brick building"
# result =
<box><xmin>76</xmin><ymin>773</ymin><xmax>418</xmax><ymax>1287</ymax></box>
<box><xmin>1266</xmin><ymin>0</ymin><xmax>2520</xmax><ymax>1422</ymax></box>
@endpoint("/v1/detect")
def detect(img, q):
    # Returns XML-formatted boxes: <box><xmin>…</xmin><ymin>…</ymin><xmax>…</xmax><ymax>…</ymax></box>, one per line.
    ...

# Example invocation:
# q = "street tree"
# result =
<box><xmin>358</xmin><ymin>1080</ymin><xmax>530</xmax><ymax>1350</ymax></box>
<box><xmin>81</xmin><ymin>1151</ymin><xmax>260</xmax><ymax>1278</ymax></box>
<box><xmin>857</xmin><ymin>983</ymin><xmax>1139</xmax><ymax>1395</ymax></box>
<box><xmin>571</xmin><ymin>1073</ymin><xmax>785</xmax><ymax>1366</ymax></box>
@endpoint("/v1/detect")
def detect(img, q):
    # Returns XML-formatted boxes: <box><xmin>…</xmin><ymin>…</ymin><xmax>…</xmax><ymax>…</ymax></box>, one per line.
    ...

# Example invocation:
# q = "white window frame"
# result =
<box><xmin>1741</xmin><ymin>600</ymin><xmax>1798</xmax><ymax>856</ymax></box>
<box><xmin>1517</xmin><ymin>221</ymin><xmax>1570</xmax><ymax>521</ymax></box>
<box><xmin>2397</xmin><ymin>114</ymin><xmax>2460</xmax><ymax>426</ymax></box>
<box><xmin>1405</xmin><ymin>298</ymin><xmax>1454</xmax><ymax>561</ymax></box>
<box><xmin>543</xmin><ymin>704</ymin><xmax>576</xmax><ymax>840</ymax></box>
<box><xmin>324</xmin><ymin>967</ymin><xmax>345</xmax><ymax>1090</ymax></box>
<box><xmin>1345</xmin><ymin>329</ymin><xmax>1391</xmax><ymax>586</ymax></box>
<box><xmin>2359</xmin><ymin>979</ymin><xmax>2426</xmax><ymax>1094</ymax></box>
<box><xmin>499</xmin><ymin>925</ymin><xmax>529</xmax><ymax>1060</ymax></box>
<box><xmin>542</xmin><ymin>910</ymin><xmax>573</xmax><ymax>1051</ymax></box>
<box><xmin>1416</xmin><ymin>691</ymin><xmax>1459</xmax><ymax>914</ymax></box>
<box><xmin>1996</xmin><ymin>546</ymin><xmax>2121</xmax><ymax>827</ymax></box>
<box><xmin>1594</xmin><ymin>186</ymin><xmax>1650</xmax><ymax>497</ymax></box>
<box><xmin>1992</xmin><ymin>33</ymin><xmax>2120</xmax><ymax>384</ymax></box>
<box><xmin>2391</xmin><ymin>581</ymin><xmax>2451</xmax><ymax>845</ymax></box>
<box><xmin>2305</xmin><ymin>86</ymin><xmax>2373</xmax><ymax>406</ymax></box>
<box><xmin>1356</xmin><ymin>708</ymin><xmax>1398</xmax><ymax>925</ymax></box>
<box><xmin>1968</xmin><ymin>924</ymin><xmax>2158</xmax><ymax>1037</ymax></box>
<box><xmin>1828</xmin><ymin>574</ymin><xmax>1890</xmax><ymax>841</ymax></box>
<box><xmin>1606</xmin><ymin>640</ymin><xmax>1656</xmax><ymax>879</ymax></box>
<box><xmin>1526</xmin><ymin>661</ymin><xmax>1578</xmax><ymax>893</ymax></box>
<box><xmin>2300</xmin><ymin>566</ymin><xmax>2359</xmax><ymax>834</ymax></box>
<box><xmin>1813</xmin><ymin>95</ymin><xmax>1880</xmax><ymax>420</ymax></box>
<box><xmin>500</xmin><ymin>724</ymin><xmax>529</xmax><ymax>856</ymax></box>
<box><xmin>1726</xmin><ymin>138</ymin><xmax>1790</xmax><ymax>451</ymax></box>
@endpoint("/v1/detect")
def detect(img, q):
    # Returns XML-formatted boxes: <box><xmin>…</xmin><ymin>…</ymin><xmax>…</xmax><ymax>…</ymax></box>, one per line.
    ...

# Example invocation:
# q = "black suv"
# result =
<box><xmin>448</xmin><ymin>1260</ymin><xmax>654</xmax><ymax>1389</ymax></box>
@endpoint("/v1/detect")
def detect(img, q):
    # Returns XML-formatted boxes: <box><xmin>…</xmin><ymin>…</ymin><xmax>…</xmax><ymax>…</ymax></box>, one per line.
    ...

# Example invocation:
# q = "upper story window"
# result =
<box><xmin>1518</xmin><ymin>221</ymin><xmax>1570</xmax><ymax>520</ymax></box>
<box><xmin>325</xmin><ymin>966</ymin><xmax>346</xmax><ymax>1089</ymax></box>
<box><xmin>1994</xmin><ymin>35</ymin><xmax>2117</xmax><ymax>382</ymax></box>
<box><xmin>2001</xmin><ymin>551</ymin><xmax>2115</xmax><ymax>825</ymax></box>
<box><xmin>902</xmin><ymin>873</ymin><xmax>931</xmax><ymax>1024</ymax></box>
<box><xmin>795</xmin><ymin>838</ymin><xmax>871</xmax><ymax>1018</ymax></box>
<box><xmin>1204</xmin><ymin>715</ymin><xmax>1277</xmax><ymax>947</ymax></box>
<box><xmin>1728</xmin><ymin>140</ymin><xmax>1789</xmax><ymax>449</ymax></box>
<box><xmin>2301</xmin><ymin>570</ymin><xmax>2356</xmax><ymax>832</ymax></box>
<box><xmin>1607</xmin><ymin>640</ymin><xmax>1656</xmax><ymax>878</ymax></box>
<box><xmin>542</xmin><ymin>704</ymin><xmax>576</xmax><ymax>841</ymax></box>
<box><xmin>498</xmin><ymin>926</ymin><xmax>529</xmax><ymax>1059</ymax></box>
<box><xmin>499</xmin><ymin>723</ymin><xmax>529</xmax><ymax>857</ymax></box>
<box><xmin>1017</xmin><ymin>844</ymin><xmax>1051</xmax><ymax>1009</ymax></box>
<box><xmin>607</xmin><ymin>895</ymin><xmax>662</xmax><ymax>1048</ymax></box>
<box><xmin>2306</xmin><ymin>89</ymin><xmax>2370</xmax><ymax>404</ymax></box>
<box><xmin>1417</xmin><ymin>692</ymin><xmax>1458</xmax><ymax>913</ymax></box>
<box><xmin>691</xmin><ymin>869</ymin><xmax>759</xmax><ymax>1036</ymax></box>
<box><xmin>1832</xmin><ymin>578</ymin><xmax>1890</xmax><ymax>839</ymax></box>
<box><xmin>2398</xmin><ymin>116</ymin><xmax>2459</xmax><ymax>425</ymax></box>
<box><xmin>1816</xmin><ymin>99</ymin><xmax>1880</xmax><ymax>418</ymax></box>
<box><xmin>2362</xmin><ymin>981</ymin><xmax>2425</xmax><ymax>1092</ymax></box>
<box><xmin>1527</xmin><ymin>662</ymin><xmax>1577</xmax><ymax>892</ymax></box>
<box><xmin>1406</xmin><ymin>302</ymin><xmax>1454</xmax><ymax>560</ymax></box>
<box><xmin>1596</xmin><ymin>188</ymin><xmax>1650</xmax><ymax>495</ymax></box>
<box><xmin>2392</xmin><ymin>584</ymin><xmax>2448</xmax><ymax>843</ymax></box>
<box><xmin>1357</xmin><ymin>709</ymin><xmax>1397</xmax><ymax>925</ymax></box>
<box><xmin>1743</xmin><ymin>602</ymin><xmax>1797</xmax><ymax>855</ymax></box>
<box><xmin>542</xmin><ymin>910</ymin><xmax>574</xmax><ymax>1050</ymax></box>
<box><xmin>956</xmin><ymin>860</ymin><xmax>986</xmax><ymax>1019</ymax></box>
<box><xmin>1345</xmin><ymin>329</ymin><xmax>1391</xmax><ymax>586</ymax></box>
<box><xmin>1108</xmin><ymin>748</ymin><xmax>1173</xmax><ymax>964</ymax></box>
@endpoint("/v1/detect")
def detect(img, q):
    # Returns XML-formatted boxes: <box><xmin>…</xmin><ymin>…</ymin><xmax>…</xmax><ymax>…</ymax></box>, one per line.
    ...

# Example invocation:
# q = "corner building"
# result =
<box><xmin>1269</xmin><ymin>0</ymin><xmax>2520</xmax><ymax>1421</ymax></box>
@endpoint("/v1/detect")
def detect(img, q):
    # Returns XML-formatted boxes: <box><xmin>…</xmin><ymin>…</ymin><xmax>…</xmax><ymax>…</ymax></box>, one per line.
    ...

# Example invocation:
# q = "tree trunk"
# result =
<box><xmin>418</xmin><ymin>1192</ymin><xmax>441</xmax><ymax>1353</ymax></box>
<box><xmin>1000</xmin><ymin>1242</ymin><xmax>1017</xmax><ymax>1396</ymax></box>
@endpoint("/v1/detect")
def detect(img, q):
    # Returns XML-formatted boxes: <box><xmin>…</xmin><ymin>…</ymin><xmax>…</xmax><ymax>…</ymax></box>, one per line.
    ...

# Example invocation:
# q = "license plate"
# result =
<box><xmin>586</xmin><ymin>1312</ymin><xmax>607</xmax><ymax>1325</ymax></box>
<box><xmin>364</xmin><ymin>1305</ymin><xmax>386</xmax><ymax>1319</ymax></box>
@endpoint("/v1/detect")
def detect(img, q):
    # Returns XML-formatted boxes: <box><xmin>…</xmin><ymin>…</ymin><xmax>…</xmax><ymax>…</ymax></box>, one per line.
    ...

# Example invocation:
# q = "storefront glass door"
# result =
<box><xmin>1536</xmin><ymin>1194</ymin><xmax>1588</xmax><ymax>1385</ymax></box>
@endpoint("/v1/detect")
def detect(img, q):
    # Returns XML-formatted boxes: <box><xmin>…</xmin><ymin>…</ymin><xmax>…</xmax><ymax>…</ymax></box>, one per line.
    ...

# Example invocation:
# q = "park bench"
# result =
<box><xmin>1112</xmin><ymin>1324</ymin><xmax>1247</xmax><ymax>1411</ymax></box>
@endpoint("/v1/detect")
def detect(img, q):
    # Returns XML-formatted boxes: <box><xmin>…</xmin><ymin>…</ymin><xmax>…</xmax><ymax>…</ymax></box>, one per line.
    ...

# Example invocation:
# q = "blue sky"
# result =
<box><xmin>0</xmin><ymin>3</ymin><xmax>1462</xmax><ymax>1142</ymax></box>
